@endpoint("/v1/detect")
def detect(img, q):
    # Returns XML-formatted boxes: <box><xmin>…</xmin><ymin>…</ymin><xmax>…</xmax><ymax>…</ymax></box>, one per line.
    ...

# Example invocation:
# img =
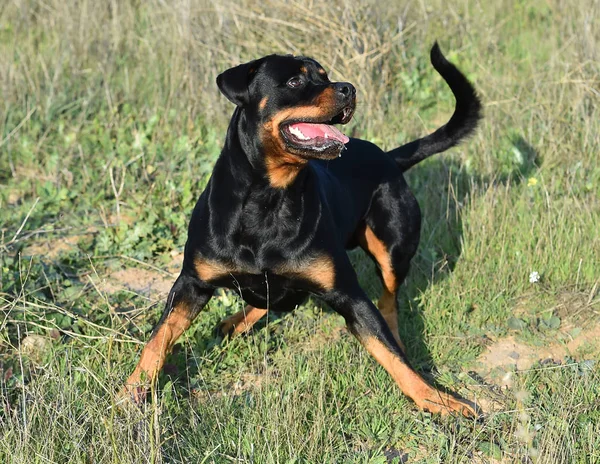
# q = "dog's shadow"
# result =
<box><xmin>353</xmin><ymin>136</ymin><xmax>538</xmax><ymax>375</ymax></box>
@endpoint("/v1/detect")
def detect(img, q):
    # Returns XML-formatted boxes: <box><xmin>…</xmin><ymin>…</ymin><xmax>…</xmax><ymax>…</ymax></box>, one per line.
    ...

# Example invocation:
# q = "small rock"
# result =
<box><xmin>20</xmin><ymin>334</ymin><xmax>53</xmax><ymax>362</ymax></box>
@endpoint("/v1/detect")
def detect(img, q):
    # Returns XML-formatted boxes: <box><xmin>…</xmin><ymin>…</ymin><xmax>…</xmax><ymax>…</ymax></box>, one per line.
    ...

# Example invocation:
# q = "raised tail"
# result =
<box><xmin>389</xmin><ymin>42</ymin><xmax>482</xmax><ymax>172</ymax></box>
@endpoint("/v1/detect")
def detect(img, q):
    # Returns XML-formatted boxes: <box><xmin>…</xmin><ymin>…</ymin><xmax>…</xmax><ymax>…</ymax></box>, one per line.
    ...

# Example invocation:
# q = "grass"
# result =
<box><xmin>1</xmin><ymin>0</ymin><xmax>599</xmax><ymax>462</ymax></box>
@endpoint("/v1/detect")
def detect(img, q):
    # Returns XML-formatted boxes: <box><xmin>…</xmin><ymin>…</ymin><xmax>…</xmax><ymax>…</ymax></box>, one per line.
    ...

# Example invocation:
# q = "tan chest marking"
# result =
<box><xmin>277</xmin><ymin>254</ymin><xmax>336</xmax><ymax>291</ymax></box>
<box><xmin>195</xmin><ymin>254</ymin><xmax>336</xmax><ymax>291</ymax></box>
<box><xmin>194</xmin><ymin>257</ymin><xmax>235</xmax><ymax>282</ymax></box>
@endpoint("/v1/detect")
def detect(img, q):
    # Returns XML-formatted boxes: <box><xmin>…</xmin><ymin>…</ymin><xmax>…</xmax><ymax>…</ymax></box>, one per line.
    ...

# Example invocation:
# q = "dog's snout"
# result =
<box><xmin>335</xmin><ymin>82</ymin><xmax>355</xmax><ymax>99</ymax></box>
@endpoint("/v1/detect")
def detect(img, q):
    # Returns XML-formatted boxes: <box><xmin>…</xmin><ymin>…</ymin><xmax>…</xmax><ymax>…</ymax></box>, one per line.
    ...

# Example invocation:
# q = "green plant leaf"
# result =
<box><xmin>478</xmin><ymin>441</ymin><xmax>502</xmax><ymax>459</ymax></box>
<box><xmin>508</xmin><ymin>317</ymin><xmax>527</xmax><ymax>330</ymax></box>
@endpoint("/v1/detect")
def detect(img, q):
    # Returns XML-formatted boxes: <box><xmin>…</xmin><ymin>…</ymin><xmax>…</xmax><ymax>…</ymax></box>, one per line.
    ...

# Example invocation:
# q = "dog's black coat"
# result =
<box><xmin>124</xmin><ymin>43</ymin><xmax>482</xmax><ymax>415</ymax></box>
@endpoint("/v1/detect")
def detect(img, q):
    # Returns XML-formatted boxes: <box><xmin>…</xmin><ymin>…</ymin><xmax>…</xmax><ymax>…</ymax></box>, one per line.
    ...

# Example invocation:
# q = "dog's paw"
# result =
<box><xmin>215</xmin><ymin>318</ymin><xmax>237</xmax><ymax>339</ymax></box>
<box><xmin>114</xmin><ymin>383</ymin><xmax>149</xmax><ymax>411</ymax></box>
<box><xmin>417</xmin><ymin>389</ymin><xmax>482</xmax><ymax>419</ymax></box>
<box><xmin>216</xmin><ymin>315</ymin><xmax>255</xmax><ymax>339</ymax></box>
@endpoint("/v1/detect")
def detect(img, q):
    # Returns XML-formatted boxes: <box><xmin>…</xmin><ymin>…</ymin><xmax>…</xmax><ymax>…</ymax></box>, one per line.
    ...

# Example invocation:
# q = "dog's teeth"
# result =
<box><xmin>289</xmin><ymin>126</ymin><xmax>310</xmax><ymax>140</ymax></box>
<box><xmin>324</xmin><ymin>133</ymin><xmax>329</xmax><ymax>139</ymax></box>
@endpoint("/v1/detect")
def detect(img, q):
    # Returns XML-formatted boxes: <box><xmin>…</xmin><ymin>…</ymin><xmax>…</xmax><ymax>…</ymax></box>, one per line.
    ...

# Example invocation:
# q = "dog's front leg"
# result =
<box><xmin>118</xmin><ymin>272</ymin><xmax>214</xmax><ymax>405</ymax></box>
<box><xmin>321</xmin><ymin>283</ymin><xmax>478</xmax><ymax>418</ymax></box>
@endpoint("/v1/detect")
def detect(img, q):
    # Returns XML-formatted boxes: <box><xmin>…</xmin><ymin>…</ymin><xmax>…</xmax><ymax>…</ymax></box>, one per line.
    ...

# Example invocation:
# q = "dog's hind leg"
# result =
<box><xmin>321</xmin><ymin>262</ymin><xmax>478</xmax><ymax>417</ymax></box>
<box><xmin>358</xmin><ymin>182</ymin><xmax>421</xmax><ymax>351</ymax></box>
<box><xmin>358</xmin><ymin>224</ymin><xmax>405</xmax><ymax>349</ymax></box>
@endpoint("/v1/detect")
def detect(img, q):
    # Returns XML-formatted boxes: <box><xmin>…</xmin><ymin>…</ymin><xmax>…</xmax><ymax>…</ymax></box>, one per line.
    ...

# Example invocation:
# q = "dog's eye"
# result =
<box><xmin>286</xmin><ymin>77</ymin><xmax>303</xmax><ymax>89</ymax></box>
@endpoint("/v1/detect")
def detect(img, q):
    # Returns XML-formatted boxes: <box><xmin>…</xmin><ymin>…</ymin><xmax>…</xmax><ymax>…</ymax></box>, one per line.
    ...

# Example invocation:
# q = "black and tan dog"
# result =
<box><xmin>121</xmin><ymin>43</ymin><xmax>481</xmax><ymax>416</ymax></box>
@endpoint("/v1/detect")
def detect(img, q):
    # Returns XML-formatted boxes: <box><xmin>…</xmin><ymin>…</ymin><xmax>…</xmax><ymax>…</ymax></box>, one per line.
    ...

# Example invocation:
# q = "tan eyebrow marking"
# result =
<box><xmin>259</xmin><ymin>96</ymin><xmax>269</xmax><ymax>110</ymax></box>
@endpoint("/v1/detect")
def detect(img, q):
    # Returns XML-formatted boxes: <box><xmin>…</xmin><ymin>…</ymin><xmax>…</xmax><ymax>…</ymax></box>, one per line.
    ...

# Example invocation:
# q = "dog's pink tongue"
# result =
<box><xmin>290</xmin><ymin>123</ymin><xmax>350</xmax><ymax>144</ymax></box>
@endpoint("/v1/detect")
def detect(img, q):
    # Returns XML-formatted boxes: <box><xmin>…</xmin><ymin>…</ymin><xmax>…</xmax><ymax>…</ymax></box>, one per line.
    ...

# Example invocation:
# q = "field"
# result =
<box><xmin>1</xmin><ymin>0</ymin><xmax>599</xmax><ymax>462</ymax></box>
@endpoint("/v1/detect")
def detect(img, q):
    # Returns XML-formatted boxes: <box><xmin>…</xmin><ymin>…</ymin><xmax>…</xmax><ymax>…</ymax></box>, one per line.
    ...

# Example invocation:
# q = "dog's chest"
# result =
<box><xmin>189</xmin><ymin>172</ymin><xmax>333</xmax><ymax>300</ymax></box>
<box><xmin>237</xmin><ymin>189</ymin><xmax>302</xmax><ymax>237</ymax></box>
<box><xmin>211</xmin><ymin>187</ymin><xmax>319</xmax><ymax>264</ymax></box>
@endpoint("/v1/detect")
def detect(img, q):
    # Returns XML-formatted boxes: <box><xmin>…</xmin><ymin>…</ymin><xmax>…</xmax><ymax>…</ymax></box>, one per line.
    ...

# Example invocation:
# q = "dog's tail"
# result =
<box><xmin>388</xmin><ymin>43</ymin><xmax>482</xmax><ymax>172</ymax></box>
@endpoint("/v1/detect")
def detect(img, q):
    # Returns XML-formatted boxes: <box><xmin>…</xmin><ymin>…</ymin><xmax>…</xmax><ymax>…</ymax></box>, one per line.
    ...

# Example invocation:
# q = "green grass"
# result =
<box><xmin>1</xmin><ymin>0</ymin><xmax>599</xmax><ymax>462</ymax></box>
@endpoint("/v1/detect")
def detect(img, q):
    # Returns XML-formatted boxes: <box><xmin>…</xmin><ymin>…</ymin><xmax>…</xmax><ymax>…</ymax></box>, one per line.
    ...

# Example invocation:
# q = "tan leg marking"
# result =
<box><xmin>119</xmin><ymin>302</ymin><xmax>193</xmax><ymax>404</ymax></box>
<box><xmin>359</xmin><ymin>225</ymin><xmax>404</xmax><ymax>350</ymax></box>
<box><xmin>219</xmin><ymin>305</ymin><xmax>268</xmax><ymax>337</ymax></box>
<box><xmin>362</xmin><ymin>337</ymin><xmax>477</xmax><ymax>417</ymax></box>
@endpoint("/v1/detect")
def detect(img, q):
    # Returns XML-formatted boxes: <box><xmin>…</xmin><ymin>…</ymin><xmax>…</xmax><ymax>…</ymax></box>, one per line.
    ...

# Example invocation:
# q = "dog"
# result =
<box><xmin>120</xmin><ymin>43</ymin><xmax>482</xmax><ymax>417</ymax></box>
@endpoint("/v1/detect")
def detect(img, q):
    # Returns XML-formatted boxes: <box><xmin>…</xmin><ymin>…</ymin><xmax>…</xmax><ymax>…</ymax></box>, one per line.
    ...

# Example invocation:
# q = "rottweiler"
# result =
<box><xmin>120</xmin><ymin>43</ymin><xmax>482</xmax><ymax>417</ymax></box>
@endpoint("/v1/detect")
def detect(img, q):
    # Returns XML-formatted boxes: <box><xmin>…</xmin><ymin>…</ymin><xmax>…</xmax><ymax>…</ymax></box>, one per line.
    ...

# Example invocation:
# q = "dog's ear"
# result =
<box><xmin>217</xmin><ymin>59</ymin><xmax>261</xmax><ymax>106</ymax></box>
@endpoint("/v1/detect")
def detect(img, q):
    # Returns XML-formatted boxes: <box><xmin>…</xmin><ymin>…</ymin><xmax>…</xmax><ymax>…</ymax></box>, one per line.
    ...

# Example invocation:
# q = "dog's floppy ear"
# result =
<box><xmin>217</xmin><ymin>59</ymin><xmax>261</xmax><ymax>106</ymax></box>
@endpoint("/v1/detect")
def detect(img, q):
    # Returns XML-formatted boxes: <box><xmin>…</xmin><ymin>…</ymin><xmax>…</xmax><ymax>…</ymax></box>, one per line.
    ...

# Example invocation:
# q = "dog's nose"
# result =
<box><xmin>334</xmin><ymin>82</ymin><xmax>356</xmax><ymax>99</ymax></box>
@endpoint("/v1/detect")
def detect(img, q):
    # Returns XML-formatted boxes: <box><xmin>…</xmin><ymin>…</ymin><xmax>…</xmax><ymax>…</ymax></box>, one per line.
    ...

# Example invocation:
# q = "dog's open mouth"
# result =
<box><xmin>284</xmin><ymin>122</ymin><xmax>349</xmax><ymax>145</ymax></box>
<box><xmin>280</xmin><ymin>106</ymin><xmax>354</xmax><ymax>157</ymax></box>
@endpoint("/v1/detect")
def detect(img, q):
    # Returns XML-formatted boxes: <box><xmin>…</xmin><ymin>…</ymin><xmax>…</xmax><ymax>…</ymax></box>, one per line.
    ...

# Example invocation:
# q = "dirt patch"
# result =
<box><xmin>477</xmin><ymin>326</ymin><xmax>600</xmax><ymax>385</ymax></box>
<box><xmin>511</xmin><ymin>288</ymin><xmax>599</xmax><ymax>323</ymax></box>
<box><xmin>99</xmin><ymin>252</ymin><xmax>183</xmax><ymax>297</ymax></box>
<box><xmin>100</xmin><ymin>267</ymin><xmax>175</xmax><ymax>296</ymax></box>
<box><xmin>23</xmin><ymin>232</ymin><xmax>93</xmax><ymax>259</ymax></box>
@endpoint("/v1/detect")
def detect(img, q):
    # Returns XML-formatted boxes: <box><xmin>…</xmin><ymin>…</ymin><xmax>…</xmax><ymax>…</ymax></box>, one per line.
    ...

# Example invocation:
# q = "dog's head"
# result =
<box><xmin>217</xmin><ymin>54</ymin><xmax>356</xmax><ymax>162</ymax></box>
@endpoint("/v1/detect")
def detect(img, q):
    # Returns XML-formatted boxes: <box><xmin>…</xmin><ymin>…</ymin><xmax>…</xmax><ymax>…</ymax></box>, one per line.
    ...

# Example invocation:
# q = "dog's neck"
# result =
<box><xmin>221</xmin><ymin>107</ymin><xmax>309</xmax><ymax>190</ymax></box>
<box><xmin>207</xmin><ymin>108</ymin><xmax>319</xmax><ymax>249</ymax></box>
